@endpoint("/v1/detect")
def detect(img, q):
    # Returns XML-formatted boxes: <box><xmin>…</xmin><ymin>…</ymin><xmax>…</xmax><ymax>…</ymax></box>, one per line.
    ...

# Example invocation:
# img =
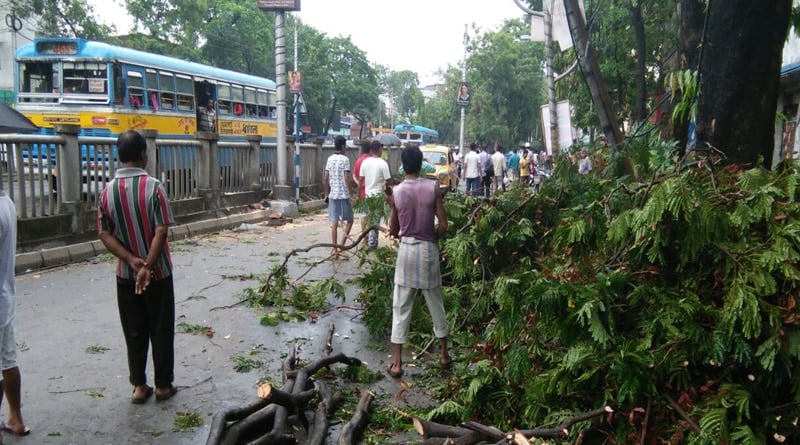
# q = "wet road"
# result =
<box><xmin>12</xmin><ymin>213</ymin><xmax>427</xmax><ymax>444</ymax></box>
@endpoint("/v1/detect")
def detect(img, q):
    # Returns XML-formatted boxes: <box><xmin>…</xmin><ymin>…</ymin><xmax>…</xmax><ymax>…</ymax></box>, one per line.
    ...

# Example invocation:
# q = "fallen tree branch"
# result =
<box><xmin>337</xmin><ymin>390</ymin><xmax>374</xmax><ymax>445</ymax></box>
<box><xmin>662</xmin><ymin>392</ymin><xmax>700</xmax><ymax>432</ymax></box>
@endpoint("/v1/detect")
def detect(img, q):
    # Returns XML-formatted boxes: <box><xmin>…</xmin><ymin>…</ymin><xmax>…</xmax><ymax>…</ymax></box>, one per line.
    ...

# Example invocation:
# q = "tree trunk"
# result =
<box><xmin>668</xmin><ymin>0</ymin><xmax>705</xmax><ymax>149</ymax></box>
<box><xmin>694</xmin><ymin>0</ymin><xmax>791</xmax><ymax>169</ymax></box>
<box><xmin>630</xmin><ymin>0</ymin><xmax>647</xmax><ymax>122</ymax></box>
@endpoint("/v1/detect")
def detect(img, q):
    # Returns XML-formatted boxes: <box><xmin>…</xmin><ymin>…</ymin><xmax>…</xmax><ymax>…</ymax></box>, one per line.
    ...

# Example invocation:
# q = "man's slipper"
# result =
<box><xmin>1</xmin><ymin>421</ymin><xmax>31</xmax><ymax>436</ymax></box>
<box><xmin>387</xmin><ymin>365</ymin><xmax>404</xmax><ymax>379</ymax></box>
<box><xmin>155</xmin><ymin>385</ymin><xmax>178</xmax><ymax>402</ymax></box>
<box><xmin>131</xmin><ymin>386</ymin><xmax>153</xmax><ymax>405</ymax></box>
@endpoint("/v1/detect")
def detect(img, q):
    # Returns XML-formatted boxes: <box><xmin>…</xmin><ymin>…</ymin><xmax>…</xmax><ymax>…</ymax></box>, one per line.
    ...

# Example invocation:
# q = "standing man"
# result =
<box><xmin>491</xmin><ymin>144</ymin><xmax>507</xmax><ymax>193</ymax></box>
<box><xmin>479</xmin><ymin>144</ymin><xmax>491</xmax><ymax>197</ymax></box>
<box><xmin>324</xmin><ymin>136</ymin><xmax>355</xmax><ymax>257</ymax></box>
<box><xmin>507</xmin><ymin>148</ymin><xmax>521</xmax><ymax>183</ymax></box>
<box><xmin>462</xmin><ymin>143</ymin><xmax>481</xmax><ymax>196</ymax></box>
<box><xmin>387</xmin><ymin>146</ymin><xmax>451</xmax><ymax>378</ymax></box>
<box><xmin>359</xmin><ymin>140</ymin><xmax>392</xmax><ymax>249</ymax></box>
<box><xmin>0</xmin><ymin>192</ymin><xmax>31</xmax><ymax>438</ymax></box>
<box><xmin>98</xmin><ymin>130</ymin><xmax>177</xmax><ymax>404</ymax></box>
<box><xmin>578</xmin><ymin>148</ymin><xmax>593</xmax><ymax>174</ymax></box>
<box><xmin>198</xmin><ymin>99</ymin><xmax>216</xmax><ymax>132</ymax></box>
<box><xmin>352</xmin><ymin>141</ymin><xmax>372</xmax><ymax>246</ymax></box>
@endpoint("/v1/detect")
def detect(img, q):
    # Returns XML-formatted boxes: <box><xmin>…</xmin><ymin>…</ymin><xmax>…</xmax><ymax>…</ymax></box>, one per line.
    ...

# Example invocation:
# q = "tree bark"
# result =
<box><xmin>694</xmin><ymin>0</ymin><xmax>791</xmax><ymax>169</ymax></box>
<box><xmin>337</xmin><ymin>390</ymin><xmax>374</xmax><ymax>445</ymax></box>
<box><xmin>630</xmin><ymin>0</ymin><xmax>648</xmax><ymax>122</ymax></box>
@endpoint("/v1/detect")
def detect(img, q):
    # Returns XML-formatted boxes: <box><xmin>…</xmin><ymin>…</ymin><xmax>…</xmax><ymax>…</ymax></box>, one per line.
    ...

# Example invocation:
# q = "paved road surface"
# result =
<box><xmin>11</xmin><ymin>212</ymin><xmax>434</xmax><ymax>444</ymax></box>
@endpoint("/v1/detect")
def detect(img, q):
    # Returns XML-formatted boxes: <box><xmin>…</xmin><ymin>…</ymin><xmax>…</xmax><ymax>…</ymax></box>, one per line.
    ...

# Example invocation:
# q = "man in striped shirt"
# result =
<box><xmin>98</xmin><ymin>130</ymin><xmax>177</xmax><ymax>404</ymax></box>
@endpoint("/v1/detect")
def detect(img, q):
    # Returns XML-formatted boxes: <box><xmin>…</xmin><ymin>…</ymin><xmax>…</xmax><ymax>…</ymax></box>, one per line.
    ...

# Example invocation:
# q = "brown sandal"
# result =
<box><xmin>155</xmin><ymin>385</ymin><xmax>178</xmax><ymax>402</ymax></box>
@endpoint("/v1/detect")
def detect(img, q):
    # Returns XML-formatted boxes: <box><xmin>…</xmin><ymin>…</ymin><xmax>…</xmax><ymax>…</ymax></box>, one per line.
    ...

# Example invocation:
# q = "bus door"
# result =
<box><xmin>194</xmin><ymin>79</ymin><xmax>216</xmax><ymax>131</ymax></box>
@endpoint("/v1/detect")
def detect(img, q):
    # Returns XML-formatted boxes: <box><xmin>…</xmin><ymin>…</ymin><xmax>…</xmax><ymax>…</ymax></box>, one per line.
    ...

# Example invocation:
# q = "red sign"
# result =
<box><xmin>257</xmin><ymin>0</ymin><xmax>300</xmax><ymax>11</ymax></box>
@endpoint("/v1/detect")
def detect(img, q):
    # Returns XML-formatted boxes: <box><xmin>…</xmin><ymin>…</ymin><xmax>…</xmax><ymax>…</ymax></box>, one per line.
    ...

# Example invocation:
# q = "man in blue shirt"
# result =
<box><xmin>507</xmin><ymin>149</ymin><xmax>521</xmax><ymax>182</ymax></box>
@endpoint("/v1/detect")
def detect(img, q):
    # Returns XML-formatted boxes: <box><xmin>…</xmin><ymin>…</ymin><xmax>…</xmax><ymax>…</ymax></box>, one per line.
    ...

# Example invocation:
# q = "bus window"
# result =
<box><xmin>18</xmin><ymin>61</ymin><xmax>58</xmax><ymax>102</ymax></box>
<box><xmin>256</xmin><ymin>89</ymin><xmax>269</xmax><ymax>118</ymax></box>
<box><xmin>231</xmin><ymin>85</ymin><xmax>244</xmax><ymax>116</ymax></box>
<box><xmin>159</xmin><ymin>72</ymin><xmax>175</xmax><ymax>110</ymax></box>
<box><xmin>127</xmin><ymin>71</ymin><xmax>144</xmax><ymax>108</ymax></box>
<box><xmin>63</xmin><ymin>62</ymin><xmax>107</xmax><ymax>95</ymax></box>
<box><xmin>245</xmin><ymin>87</ymin><xmax>257</xmax><ymax>117</ymax></box>
<box><xmin>176</xmin><ymin>75</ymin><xmax>194</xmax><ymax>112</ymax></box>
<box><xmin>113</xmin><ymin>64</ymin><xmax>125</xmax><ymax>104</ymax></box>
<box><xmin>217</xmin><ymin>83</ymin><xmax>231</xmax><ymax>115</ymax></box>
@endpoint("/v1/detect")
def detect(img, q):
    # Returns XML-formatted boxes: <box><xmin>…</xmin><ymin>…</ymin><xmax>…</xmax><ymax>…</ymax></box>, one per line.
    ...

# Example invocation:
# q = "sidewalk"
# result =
<box><xmin>14</xmin><ymin>200</ymin><xmax>316</xmax><ymax>275</ymax></box>
<box><xmin>9</xmin><ymin>202</ymin><xmax>435</xmax><ymax>444</ymax></box>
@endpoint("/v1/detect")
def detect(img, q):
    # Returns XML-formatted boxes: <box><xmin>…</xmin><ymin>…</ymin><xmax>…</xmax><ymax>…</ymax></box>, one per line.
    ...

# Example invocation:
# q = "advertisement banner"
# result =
<box><xmin>456</xmin><ymin>82</ymin><xmax>471</xmax><ymax>107</ymax></box>
<box><xmin>540</xmin><ymin>100</ymin><xmax>574</xmax><ymax>154</ymax></box>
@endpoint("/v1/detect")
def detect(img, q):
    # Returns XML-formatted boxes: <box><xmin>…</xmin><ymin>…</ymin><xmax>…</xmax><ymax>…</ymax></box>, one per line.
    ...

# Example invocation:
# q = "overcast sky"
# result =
<box><xmin>89</xmin><ymin>0</ymin><xmax>528</xmax><ymax>85</ymax></box>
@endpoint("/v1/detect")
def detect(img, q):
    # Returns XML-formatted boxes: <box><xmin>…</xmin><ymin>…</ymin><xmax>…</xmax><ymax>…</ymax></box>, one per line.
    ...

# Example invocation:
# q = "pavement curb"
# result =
<box><xmin>14</xmin><ymin>200</ymin><xmax>327</xmax><ymax>275</ymax></box>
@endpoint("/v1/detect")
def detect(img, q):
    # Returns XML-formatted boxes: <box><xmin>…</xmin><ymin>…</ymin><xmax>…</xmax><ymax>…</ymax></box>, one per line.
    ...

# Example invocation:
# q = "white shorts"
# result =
<box><xmin>390</xmin><ymin>285</ymin><xmax>449</xmax><ymax>344</ymax></box>
<box><xmin>0</xmin><ymin>322</ymin><xmax>18</xmax><ymax>379</ymax></box>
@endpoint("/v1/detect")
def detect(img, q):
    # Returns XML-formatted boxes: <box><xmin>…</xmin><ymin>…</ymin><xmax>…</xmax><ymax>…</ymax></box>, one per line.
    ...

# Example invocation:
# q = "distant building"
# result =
<box><xmin>0</xmin><ymin>6</ymin><xmax>37</xmax><ymax>103</ymax></box>
<box><xmin>777</xmin><ymin>4</ymin><xmax>800</xmax><ymax>163</ymax></box>
<box><xmin>420</xmin><ymin>83</ymin><xmax>443</xmax><ymax>102</ymax></box>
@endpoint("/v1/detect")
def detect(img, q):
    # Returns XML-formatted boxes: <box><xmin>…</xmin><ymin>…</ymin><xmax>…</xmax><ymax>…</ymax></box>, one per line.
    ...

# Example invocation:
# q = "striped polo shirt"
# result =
<box><xmin>98</xmin><ymin>167</ymin><xmax>175</xmax><ymax>280</ymax></box>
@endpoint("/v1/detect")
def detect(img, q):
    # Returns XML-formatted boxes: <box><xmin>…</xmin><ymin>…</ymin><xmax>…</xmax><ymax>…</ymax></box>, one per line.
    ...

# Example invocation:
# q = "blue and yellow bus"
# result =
<box><xmin>15</xmin><ymin>38</ymin><xmax>278</xmax><ymax>139</ymax></box>
<box><xmin>393</xmin><ymin>124</ymin><xmax>439</xmax><ymax>146</ymax></box>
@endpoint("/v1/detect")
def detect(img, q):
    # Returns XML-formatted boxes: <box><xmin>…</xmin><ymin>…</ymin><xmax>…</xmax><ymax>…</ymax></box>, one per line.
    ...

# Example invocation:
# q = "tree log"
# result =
<box><xmin>517</xmin><ymin>406</ymin><xmax>613</xmax><ymax>439</ymax></box>
<box><xmin>414</xmin><ymin>418</ymin><xmax>477</xmax><ymax>439</ymax></box>
<box><xmin>337</xmin><ymin>390</ymin><xmax>374</xmax><ymax>445</ymax></box>
<box><xmin>306</xmin><ymin>380</ymin><xmax>343</xmax><ymax>445</ymax></box>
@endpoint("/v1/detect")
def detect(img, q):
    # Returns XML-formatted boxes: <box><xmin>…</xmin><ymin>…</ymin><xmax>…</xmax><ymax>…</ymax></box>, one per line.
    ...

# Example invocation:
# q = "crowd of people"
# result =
<box><xmin>455</xmin><ymin>141</ymin><xmax>555</xmax><ymax>196</ymax></box>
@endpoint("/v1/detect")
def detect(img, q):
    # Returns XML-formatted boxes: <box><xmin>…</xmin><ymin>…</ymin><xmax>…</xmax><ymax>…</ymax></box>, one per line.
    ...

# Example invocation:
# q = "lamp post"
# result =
<box><xmin>459</xmin><ymin>24</ymin><xmax>468</xmax><ymax>157</ymax></box>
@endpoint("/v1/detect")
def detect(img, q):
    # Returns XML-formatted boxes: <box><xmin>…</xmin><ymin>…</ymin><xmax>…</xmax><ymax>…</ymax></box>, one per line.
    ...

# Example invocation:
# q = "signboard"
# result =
<box><xmin>257</xmin><ymin>0</ymin><xmax>300</xmax><ymax>11</ymax></box>
<box><xmin>456</xmin><ymin>82</ymin><xmax>471</xmax><ymax>107</ymax></box>
<box><xmin>288</xmin><ymin>70</ymin><xmax>302</xmax><ymax>94</ymax></box>
<box><xmin>540</xmin><ymin>100</ymin><xmax>574</xmax><ymax>154</ymax></box>
<box><xmin>549</xmin><ymin>0</ymin><xmax>584</xmax><ymax>51</ymax></box>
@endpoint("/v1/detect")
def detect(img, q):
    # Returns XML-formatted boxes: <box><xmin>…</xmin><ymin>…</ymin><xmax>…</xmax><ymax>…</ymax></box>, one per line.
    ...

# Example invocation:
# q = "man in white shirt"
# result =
<box><xmin>462</xmin><ymin>143</ymin><xmax>481</xmax><ymax>196</ymax></box>
<box><xmin>324</xmin><ymin>136</ymin><xmax>355</xmax><ymax>257</ymax></box>
<box><xmin>491</xmin><ymin>145</ymin><xmax>507</xmax><ymax>193</ymax></box>
<box><xmin>359</xmin><ymin>140</ymin><xmax>391</xmax><ymax>249</ymax></box>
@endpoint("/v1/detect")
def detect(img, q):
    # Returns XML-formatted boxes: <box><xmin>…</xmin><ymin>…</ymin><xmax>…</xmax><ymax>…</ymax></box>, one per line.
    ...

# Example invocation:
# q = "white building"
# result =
<box><xmin>0</xmin><ymin>2</ymin><xmax>37</xmax><ymax>103</ymax></box>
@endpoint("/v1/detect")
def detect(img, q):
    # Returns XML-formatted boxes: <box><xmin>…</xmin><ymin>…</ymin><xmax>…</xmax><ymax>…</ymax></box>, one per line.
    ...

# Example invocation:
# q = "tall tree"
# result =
<box><xmin>384</xmin><ymin>70</ymin><xmax>421</xmax><ymax>122</ymax></box>
<box><xmin>466</xmin><ymin>19</ymin><xmax>545</xmax><ymax>146</ymax></box>
<box><xmin>12</xmin><ymin>0</ymin><xmax>113</xmax><ymax>38</ymax></box>
<box><xmin>693</xmin><ymin>0</ymin><xmax>791</xmax><ymax>168</ymax></box>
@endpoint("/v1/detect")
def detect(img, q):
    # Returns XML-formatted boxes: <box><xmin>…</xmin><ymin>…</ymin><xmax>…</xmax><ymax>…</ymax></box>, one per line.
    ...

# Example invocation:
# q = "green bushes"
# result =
<box><xmin>357</xmin><ymin>152</ymin><xmax>800</xmax><ymax>443</ymax></box>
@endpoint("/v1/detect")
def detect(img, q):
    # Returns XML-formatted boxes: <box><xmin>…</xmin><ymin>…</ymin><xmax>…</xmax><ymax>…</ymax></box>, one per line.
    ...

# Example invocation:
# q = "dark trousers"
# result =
<box><xmin>482</xmin><ymin>174</ymin><xmax>492</xmax><ymax>196</ymax></box>
<box><xmin>116</xmin><ymin>275</ymin><xmax>175</xmax><ymax>388</ymax></box>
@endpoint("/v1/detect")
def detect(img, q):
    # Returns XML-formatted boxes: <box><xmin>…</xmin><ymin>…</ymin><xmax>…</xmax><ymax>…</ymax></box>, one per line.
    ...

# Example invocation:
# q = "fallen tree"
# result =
<box><xmin>205</xmin><ymin>324</ymin><xmax>365</xmax><ymax>445</ymax></box>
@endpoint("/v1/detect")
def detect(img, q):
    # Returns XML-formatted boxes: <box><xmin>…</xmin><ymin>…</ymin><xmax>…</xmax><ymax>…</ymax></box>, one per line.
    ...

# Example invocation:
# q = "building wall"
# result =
<box><xmin>0</xmin><ymin>2</ymin><xmax>37</xmax><ymax>103</ymax></box>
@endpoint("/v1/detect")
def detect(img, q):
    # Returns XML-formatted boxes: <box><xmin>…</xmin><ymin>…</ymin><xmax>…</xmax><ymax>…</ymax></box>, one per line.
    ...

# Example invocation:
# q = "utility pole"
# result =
<box><xmin>544</xmin><ymin>0</ymin><xmax>559</xmax><ymax>155</ymax></box>
<box><xmin>275</xmin><ymin>12</ymin><xmax>289</xmax><ymax>198</ymax></box>
<box><xmin>293</xmin><ymin>21</ymin><xmax>300</xmax><ymax>205</ymax></box>
<box><xmin>513</xmin><ymin>0</ymin><xmax>558</xmax><ymax>155</ymax></box>
<box><xmin>459</xmin><ymin>24</ymin><xmax>467</xmax><ymax>157</ymax></box>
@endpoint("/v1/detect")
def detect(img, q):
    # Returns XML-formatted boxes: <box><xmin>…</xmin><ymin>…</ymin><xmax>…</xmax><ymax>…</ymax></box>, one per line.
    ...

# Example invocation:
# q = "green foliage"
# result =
<box><xmin>667</xmin><ymin>69</ymin><xmax>699</xmax><ymax>124</ymax></box>
<box><xmin>242</xmin><ymin>264</ymin><xmax>345</xmax><ymax>325</ymax></box>
<box><xmin>353</xmin><ymin>149</ymin><xmax>800</xmax><ymax>441</ymax></box>
<box><xmin>173</xmin><ymin>410</ymin><xmax>203</xmax><ymax>432</ymax></box>
<box><xmin>230</xmin><ymin>354</ymin><xmax>264</xmax><ymax>373</ymax></box>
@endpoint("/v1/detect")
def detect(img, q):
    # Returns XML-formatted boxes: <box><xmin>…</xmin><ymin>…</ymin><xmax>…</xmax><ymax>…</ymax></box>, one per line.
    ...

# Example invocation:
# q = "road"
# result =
<box><xmin>12</xmin><ymin>212</ymin><xmax>433</xmax><ymax>444</ymax></box>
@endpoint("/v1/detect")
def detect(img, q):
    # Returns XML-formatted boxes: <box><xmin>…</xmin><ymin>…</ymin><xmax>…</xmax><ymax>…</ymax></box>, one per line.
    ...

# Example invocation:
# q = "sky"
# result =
<box><xmin>88</xmin><ymin>0</ymin><xmax>528</xmax><ymax>85</ymax></box>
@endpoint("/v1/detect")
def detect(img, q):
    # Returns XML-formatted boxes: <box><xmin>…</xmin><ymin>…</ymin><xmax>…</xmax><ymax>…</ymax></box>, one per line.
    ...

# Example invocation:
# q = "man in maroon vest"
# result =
<box><xmin>386</xmin><ymin>146</ymin><xmax>451</xmax><ymax>378</ymax></box>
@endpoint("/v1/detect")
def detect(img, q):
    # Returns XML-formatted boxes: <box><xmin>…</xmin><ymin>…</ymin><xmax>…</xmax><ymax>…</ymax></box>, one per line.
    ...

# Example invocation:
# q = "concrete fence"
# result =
<box><xmin>0</xmin><ymin>127</ymin><xmax>401</xmax><ymax>252</ymax></box>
